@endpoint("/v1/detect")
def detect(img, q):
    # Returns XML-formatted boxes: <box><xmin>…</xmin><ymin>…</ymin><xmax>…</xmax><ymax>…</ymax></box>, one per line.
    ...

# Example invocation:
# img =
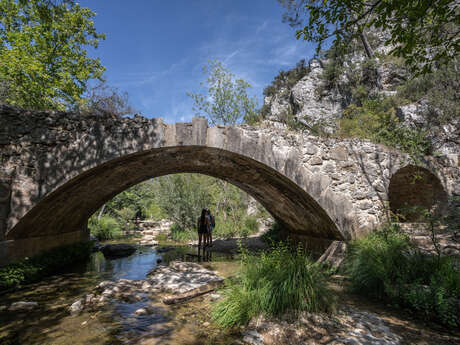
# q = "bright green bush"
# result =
<box><xmin>89</xmin><ymin>215</ymin><xmax>122</xmax><ymax>241</ymax></box>
<box><xmin>169</xmin><ymin>223</ymin><xmax>197</xmax><ymax>242</ymax></box>
<box><xmin>0</xmin><ymin>242</ymin><xmax>93</xmax><ymax>290</ymax></box>
<box><xmin>347</xmin><ymin>224</ymin><xmax>460</xmax><ymax>328</ymax></box>
<box><xmin>212</xmin><ymin>243</ymin><xmax>335</xmax><ymax>328</ymax></box>
<box><xmin>243</xmin><ymin>215</ymin><xmax>259</xmax><ymax>237</ymax></box>
<box><xmin>145</xmin><ymin>203</ymin><xmax>165</xmax><ymax>220</ymax></box>
<box><xmin>338</xmin><ymin>98</ymin><xmax>431</xmax><ymax>158</ymax></box>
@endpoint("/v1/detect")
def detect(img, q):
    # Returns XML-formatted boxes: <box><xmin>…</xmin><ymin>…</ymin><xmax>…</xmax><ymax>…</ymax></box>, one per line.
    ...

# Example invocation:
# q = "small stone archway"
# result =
<box><xmin>388</xmin><ymin>165</ymin><xmax>448</xmax><ymax>222</ymax></box>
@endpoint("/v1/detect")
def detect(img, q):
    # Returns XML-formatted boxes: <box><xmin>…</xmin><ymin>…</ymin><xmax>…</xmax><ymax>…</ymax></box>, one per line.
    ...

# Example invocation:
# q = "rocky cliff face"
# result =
<box><xmin>261</xmin><ymin>31</ymin><xmax>459</xmax><ymax>155</ymax></box>
<box><xmin>263</xmin><ymin>59</ymin><xmax>343</xmax><ymax>133</ymax></box>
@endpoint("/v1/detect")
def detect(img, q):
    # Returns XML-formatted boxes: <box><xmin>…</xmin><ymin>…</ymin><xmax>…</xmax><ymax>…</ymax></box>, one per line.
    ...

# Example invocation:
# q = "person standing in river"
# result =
<box><xmin>206</xmin><ymin>208</ymin><xmax>215</xmax><ymax>247</ymax></box>
<box><xmin>197</xmin><ymin>208</ymin><xmax>210</xmax><ymax>248</ymax></box>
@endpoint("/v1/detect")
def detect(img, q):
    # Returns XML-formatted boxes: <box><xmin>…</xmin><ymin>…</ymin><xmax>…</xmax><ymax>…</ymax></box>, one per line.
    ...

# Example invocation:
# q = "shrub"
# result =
<box><xmin>243</xmin><ymin>215</ymin><xmax>259</xmax><ymax>234</ymax></box>
<box><xmin>154</xmin><ymin>233</ymin><xmax>169</xmax><ymax>243</ymax></box>
<box><xmin>212</xmin><ymin>242</ymin><xmax>335</xmax><ymax>328</ymax></box>
<box><xmin>145</xmin><ymin>203</ymin><xmax>165</xmax><ymax>220</ymax></box>
<box><xmin>214</xmin><ymin>221</ymin><xmax>237</xmax><ymax>239</ymax></box>
<box><xmin>0</xmin><ymin>242</ymin><xmax>93</xmax><ymax>290</ymax></box>
<box><xmin>170</xmin><ymin>223</ymin><xmax>197</xmax><ymax>242</ymax></box>
<box><xmin>346</xmin><ymin>223</ymin><xmax>460</xmax><ymax>328</ymax></box>
<box><xmin>338</xmin><ymin>97</ymin><xmax>431</xmax><ymax>158</ymax></box>
<box><xmin>89</xmin><ymin>215</ymin><xmax>122</xmax><ymax>241</ymax></box>
<box><xmin>263</xmin><ymin>59</ymin><xmax>310</xmax><ymax>98</ymax></box>
<box><xmin>261</xmin><ymin>221</ymin><xmax>282</xmax><ymax>244</ymax></box>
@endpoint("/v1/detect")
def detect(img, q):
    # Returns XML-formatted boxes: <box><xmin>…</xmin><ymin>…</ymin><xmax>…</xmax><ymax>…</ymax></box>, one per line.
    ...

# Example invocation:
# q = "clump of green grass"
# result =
<box><xmin>212</xmin><ymin>242</ymin><xmax>335</xmax><ymax>328</ymax></box>
<box><xmin>347</xmin><ymin>223</ymin><xmax>460</xmax><ymax>328</ymax></box>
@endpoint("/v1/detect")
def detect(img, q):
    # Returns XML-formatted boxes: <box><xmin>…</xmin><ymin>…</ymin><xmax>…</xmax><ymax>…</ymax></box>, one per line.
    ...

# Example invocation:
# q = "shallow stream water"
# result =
<box><xmin>0</xmin><ymin>244</ymin><xmax>241</xmax><ymax>345</ymax></box>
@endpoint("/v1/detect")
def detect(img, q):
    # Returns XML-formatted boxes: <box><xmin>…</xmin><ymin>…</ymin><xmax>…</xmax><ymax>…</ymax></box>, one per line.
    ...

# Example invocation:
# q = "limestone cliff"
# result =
<box><xmin>261</xmin><ymin>30</ymin><xmax>459</xmax><ymax>155</ymax></box>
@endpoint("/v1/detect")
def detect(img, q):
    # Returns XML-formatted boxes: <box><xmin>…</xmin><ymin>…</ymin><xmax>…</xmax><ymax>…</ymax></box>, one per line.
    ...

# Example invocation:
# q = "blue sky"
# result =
<box><xmin>78</xmin><ymin>0</ymin><xmax>316</xmax><ymax>123</ymax></box>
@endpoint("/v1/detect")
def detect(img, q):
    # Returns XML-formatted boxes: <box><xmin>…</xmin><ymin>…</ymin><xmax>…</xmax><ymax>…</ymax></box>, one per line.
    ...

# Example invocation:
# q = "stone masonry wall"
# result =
<box><xmin>0</xmin><ymin>104</ymin><xmax>458</xmax><ymax>263</ymax></box>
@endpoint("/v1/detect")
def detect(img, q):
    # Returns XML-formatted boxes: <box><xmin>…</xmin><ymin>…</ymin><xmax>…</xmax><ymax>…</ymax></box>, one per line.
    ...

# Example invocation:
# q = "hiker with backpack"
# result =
<box><xmin>206</xmin><ymin>208</ymin><xmax>215</xmax><ymax>246</ymax></box>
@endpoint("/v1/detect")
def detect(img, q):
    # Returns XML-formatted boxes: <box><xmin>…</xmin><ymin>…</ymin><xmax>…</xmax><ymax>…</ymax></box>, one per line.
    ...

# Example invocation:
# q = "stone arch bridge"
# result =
<box><xmin>0</xmin><ymin>105</ymin><xmax>458</xmax><ymax>264</ymax></box>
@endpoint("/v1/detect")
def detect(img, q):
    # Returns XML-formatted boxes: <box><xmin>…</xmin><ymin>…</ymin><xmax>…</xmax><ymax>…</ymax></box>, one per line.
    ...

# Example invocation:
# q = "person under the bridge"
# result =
<box><xmin>205</xmin><ymin>208</ymin><xmax>215</xmax><ymax>247</ymax></box>
<box><xmin>197</xmin><ymin>208</ymin><xmax>210</xmax><ymax>248</ymax></box>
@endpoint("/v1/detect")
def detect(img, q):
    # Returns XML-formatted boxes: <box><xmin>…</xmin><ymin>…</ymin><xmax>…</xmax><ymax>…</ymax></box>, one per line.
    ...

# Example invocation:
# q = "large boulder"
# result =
<box><xmin>100</xmin><ymin>243</ymin><xmax>136</xmax><ymax>258</ymax></box>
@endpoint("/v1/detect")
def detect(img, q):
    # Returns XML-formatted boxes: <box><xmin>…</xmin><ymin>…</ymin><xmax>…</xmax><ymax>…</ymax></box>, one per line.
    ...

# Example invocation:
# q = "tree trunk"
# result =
<box><xmin>360</xmin><ymin>31</ymin><xmax>374</xmax><ymax>59</ymax></box>
<box><xmin>360</xmin><ymin>31</ymin><xmax>383</xmax><ymax>89</ymax></box>
<box><xmin>97</xmin><ymin>204</ymin><xmax>106</xmax><ymax>221</ymax></box>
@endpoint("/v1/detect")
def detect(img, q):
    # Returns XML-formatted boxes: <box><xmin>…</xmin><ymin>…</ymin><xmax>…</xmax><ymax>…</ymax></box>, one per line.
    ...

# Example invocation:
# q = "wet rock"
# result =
<box><xmin>142</xmin><ymin>281</ymin><xmax>152</xmax><ymax>290</ymax></box>
<box><xmin>69</xmin><ymin>299</ymin><xmax>83</xmax><ymax>315</ymax></box>
<box><xmin>8</xmin><ymin>301</ymin><xmax>38</xmax><ymax>312</ymax></box>
<box><xmin>119</xmin><ymin>292</ymin><xmax>138</xmax><ymax>303</ymax></box>
<box><xmin>157</xmin><ymin>246</ymin><xmax>175</xmax><ymax>253</ymax></box>
<box><xmin>0</xmin><ymin>305</ymin><xmax>8</xmax><ymax>312</ymax></box>
<box><xmin>102</xmin><ymin>288</ymin><xmax>114</xmax><ymax>297</ymax></box>
<box><xmin>134</xmin><ymin>307</ymin><xmax>151</xmax><ymax>316</ymax></box>
<box><xmin>101</xmin><ymin>243</ymin><xmax>137</xmax><ymax>258</ymax></box>
<box><xmin>97</xmin><ymin>280</ymin><xmax>114</xmax><ymax>290</ymax></box>
<box><xmin>85</xmin><ymin>294</ymin><xmax>95</xmax><ymax>305</ymax></box>
<box><xmin>242</xmin><ymin>330</ymin><xmax>265</xmax><ymax>345</ymax></box>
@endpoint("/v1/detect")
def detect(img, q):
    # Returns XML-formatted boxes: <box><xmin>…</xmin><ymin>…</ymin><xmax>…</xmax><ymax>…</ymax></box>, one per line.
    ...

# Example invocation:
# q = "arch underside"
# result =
<box><xmin>6</xmin><ymin>146</ymin><xmax>343</xmax><ymax>242</ymax></box>
<box><xmin>389</xmin><ymin>165</ymin><xmax>448</xmax><ymax>222</ymax></box>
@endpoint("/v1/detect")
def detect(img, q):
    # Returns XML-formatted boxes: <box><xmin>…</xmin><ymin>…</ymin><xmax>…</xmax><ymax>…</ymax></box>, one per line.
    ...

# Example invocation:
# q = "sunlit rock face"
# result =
<box><xmin>261</xmin><ymin>28</ymin><xmax>458</xmax><ymax>155</ymax></box>
<box><xmin>0</xmin><ymin>104</ymin><xmax>458</xmax><ymax>263</ymax></box>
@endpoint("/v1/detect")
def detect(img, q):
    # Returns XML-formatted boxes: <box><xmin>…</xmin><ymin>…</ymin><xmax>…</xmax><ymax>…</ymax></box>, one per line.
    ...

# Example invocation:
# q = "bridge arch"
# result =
<box><xmin>388</xmin><ymin>165</ymin><xmax>448</xmax><ymax>221</ymax></box>
<box><xmin>5</xmin><ymin>146</ymin><xmax>344</xmax><ymax>260</ymax></box>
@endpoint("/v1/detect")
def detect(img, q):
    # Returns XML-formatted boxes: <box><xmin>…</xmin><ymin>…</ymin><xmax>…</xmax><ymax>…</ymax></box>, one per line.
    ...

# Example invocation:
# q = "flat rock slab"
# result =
<box><xmin>101</xmin><ymin>243</ymin><xmax>137</xmax><ymax>258</ymax></box>
<box><xmin>147</xmin><ymin>261</ymin><xmax>224</xmax><ymax>294</ymax></box>
<box><xmin>68</xmin><ymin>261</ymin><xmax>223</xmax><ymax>314</ymax></box>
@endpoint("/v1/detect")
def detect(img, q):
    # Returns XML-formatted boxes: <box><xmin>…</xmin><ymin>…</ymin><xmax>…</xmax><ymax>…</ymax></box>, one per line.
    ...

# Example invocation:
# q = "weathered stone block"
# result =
<box><xmin>330</xmin><ymin>146</ymin><xmax>348</xmax><ymax>161</ymax></box>
<box><xmin>309</xmin><ymin>156</ymin><xmax>323</xmax><ymax>165</ymax></box>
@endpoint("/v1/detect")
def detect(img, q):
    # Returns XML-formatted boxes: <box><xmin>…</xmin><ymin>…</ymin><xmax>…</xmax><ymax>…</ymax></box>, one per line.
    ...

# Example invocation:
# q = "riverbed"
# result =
<box><xmin>1</xmin><ymin>243</ymin><xmax>459</xmax><ymax>345</ymax></box>
<box><xmin>0</xmin><ymin>244</ymin><xmax>241</xmax><ymax>345</ymax></box>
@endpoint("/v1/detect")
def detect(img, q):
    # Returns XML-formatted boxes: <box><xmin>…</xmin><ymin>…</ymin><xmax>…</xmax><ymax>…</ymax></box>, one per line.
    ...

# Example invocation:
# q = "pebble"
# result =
<box><xmin>134</xmin><ymin>307</ymin><xmax>150</xmax><ymax>316</ymax></box>
<box><xmin>209</xmin><ymin>293</ymin><xmax>221</xmax><ymax>301</ymax></box>
<box><xmin>8</xmin><ymin>301</ymin><xmax>39</xmax><ymax>312</ymax></box>
<box><xmin>69</xmin><ymin>299</ymin><xmax>83</xmax><ymax>315</ymax></box>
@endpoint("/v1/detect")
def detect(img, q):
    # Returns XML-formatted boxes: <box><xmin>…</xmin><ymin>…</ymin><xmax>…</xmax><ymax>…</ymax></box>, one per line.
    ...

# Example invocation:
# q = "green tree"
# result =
<box><xmin>279</xmin><ymin>0</ymin><xmax>459</xmax><ymax>74</ymax></box>
<box><xmin>0</xmin><ymin>0</ymin><xmax>105</xmax><ymax>109</ymax></box>
<box><xmin>156</xmin><ymin>174</ymin><xmax>213</xmax><ymax>231</ymax></box>
<box><xmin>187</xmin><ymin>59</ymin><xmax>258</xmax><ymax>125</ymax></box>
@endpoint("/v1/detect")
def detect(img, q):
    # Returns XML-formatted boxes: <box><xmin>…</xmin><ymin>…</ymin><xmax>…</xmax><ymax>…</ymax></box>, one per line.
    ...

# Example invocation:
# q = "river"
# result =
<box><xmin>0</xmin><ymin>244</ymin><xmax>242</xmax><ymax>345</ymax></box>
